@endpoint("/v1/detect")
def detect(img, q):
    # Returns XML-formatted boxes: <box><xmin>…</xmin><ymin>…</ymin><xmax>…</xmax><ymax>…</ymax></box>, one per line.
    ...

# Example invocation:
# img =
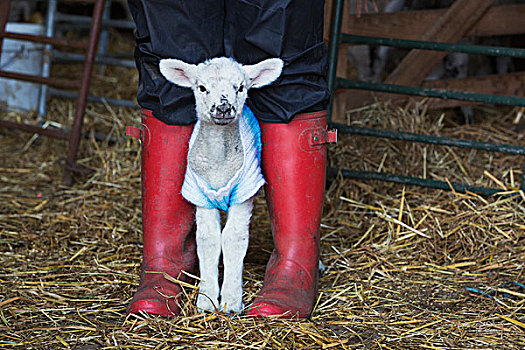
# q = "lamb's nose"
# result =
<box><xmin>217</xmin><ymin>103</ymin><xmax>232</xmax><ymax>115</ymax></box>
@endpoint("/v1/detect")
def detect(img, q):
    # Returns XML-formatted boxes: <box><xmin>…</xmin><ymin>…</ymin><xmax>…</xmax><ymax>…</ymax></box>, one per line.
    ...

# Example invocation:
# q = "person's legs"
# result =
<box><xmin>224</xmin><ymin>0</ymin><xmax>332</xmax><ymax>317</ymax></box>
<box><xmin>224</xmin><ymin>0</ymin><xmax>330</xmax><ymax>123</ymax></box>
<box><xmin>128</xmin><ymin>0</ymin><xmax>225</xmax><ymax>125</ymax></box>
<box><xmin>126</xmin><ymin>0</ymin><xmax>224</xmax><ymax>316</ymax></box>
<box><xmin>250</xmin><ymin>111</ymin><xmax>333</xmax><ymax>318</ymax></box>
<box><xmin>127</xmin><ymin>110</ymin><xmax>196</xmax><ymax>317</ymax></box>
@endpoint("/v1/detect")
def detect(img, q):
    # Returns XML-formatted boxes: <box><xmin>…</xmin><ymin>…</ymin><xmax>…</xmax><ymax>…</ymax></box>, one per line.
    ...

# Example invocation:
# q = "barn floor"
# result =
<box><xmin>1</xmin><ymin>32</ymin><xmax>524</xmax><ymax>350</ymax></box>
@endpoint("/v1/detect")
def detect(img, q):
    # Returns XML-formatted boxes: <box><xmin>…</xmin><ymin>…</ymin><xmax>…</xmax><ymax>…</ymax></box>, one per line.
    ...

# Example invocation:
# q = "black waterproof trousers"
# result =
<box><xmin>128</xmin><ymin>0</ymin><xmax>330</xmax><ymax>125</ymax></box>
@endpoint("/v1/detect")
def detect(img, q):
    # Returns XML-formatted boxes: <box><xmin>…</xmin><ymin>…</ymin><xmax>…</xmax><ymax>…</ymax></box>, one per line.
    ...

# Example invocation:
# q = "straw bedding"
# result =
<box><xmin>0</xmin><ymin>30</ymin><xmax>524</xmax><ymax>349</ymax></box>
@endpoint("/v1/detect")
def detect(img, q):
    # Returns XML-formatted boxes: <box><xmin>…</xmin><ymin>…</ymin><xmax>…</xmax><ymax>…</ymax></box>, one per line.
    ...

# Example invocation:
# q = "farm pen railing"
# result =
<box><xmin>326</xmin><ymin>0</ymin><xmax>525</xmax><ymax>197</ymax></box>
<box><xmin>0</xmin><ymin>0</ymin><xmax>136</xmax><ymax>185</ymax></box>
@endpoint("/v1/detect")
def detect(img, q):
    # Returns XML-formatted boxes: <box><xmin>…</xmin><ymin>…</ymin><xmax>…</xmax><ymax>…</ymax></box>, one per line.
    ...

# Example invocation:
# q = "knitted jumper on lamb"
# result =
<box><xmin>181</xmin><ymin>106</ymin><xmax>265</xmax><ymax>212</ymax></box>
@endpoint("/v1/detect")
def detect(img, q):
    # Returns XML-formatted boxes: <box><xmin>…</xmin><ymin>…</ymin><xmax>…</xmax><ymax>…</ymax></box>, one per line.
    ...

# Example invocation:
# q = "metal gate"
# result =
<box><xmin>326</xmin><ymin>0</ymin><xmax>525</xmax><ymax>197</ymax></box>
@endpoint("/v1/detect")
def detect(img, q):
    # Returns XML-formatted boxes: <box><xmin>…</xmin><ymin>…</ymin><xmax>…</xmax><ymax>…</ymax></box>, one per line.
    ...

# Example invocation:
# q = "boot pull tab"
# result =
<box><xmin>126</xmin><ymin>126</ymin><xmax>141</xmax><ymax>139</ymax></box>
<box><xmin>299</xmin><ymin>128</ymin><xmax>337</xmax><ymax>151</ymax></box>
<box><xmin>126</xmin><ymin>124</ymin><xmax>151</xmax><ymax>147</ymax></box>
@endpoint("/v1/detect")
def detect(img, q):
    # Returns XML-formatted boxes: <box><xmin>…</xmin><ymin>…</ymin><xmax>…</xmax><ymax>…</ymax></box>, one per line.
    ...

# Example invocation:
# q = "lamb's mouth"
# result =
<box><xmin>211</xmin><ymin>114</ymin><xmax>236</xmax><ymax>125</ymax></box>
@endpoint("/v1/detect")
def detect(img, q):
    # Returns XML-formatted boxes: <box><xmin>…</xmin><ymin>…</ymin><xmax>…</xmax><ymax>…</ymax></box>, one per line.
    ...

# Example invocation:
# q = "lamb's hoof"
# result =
<box><xmin>196</xmin><ymin>294</ymin><xmax>218</xmax><ymax>313</ymax></box>
<box><xmin>219</xmin><ymin>300</ymin><xmax>244</xmax><ymax>315</ymax></box>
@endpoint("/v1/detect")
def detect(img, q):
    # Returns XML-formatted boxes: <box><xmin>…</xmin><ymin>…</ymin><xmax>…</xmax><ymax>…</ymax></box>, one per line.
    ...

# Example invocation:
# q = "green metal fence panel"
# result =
<box><xmin>327</xmin><ymin>167</ymin><xmax>519</xmax><ymax>197</ymax></box>
<box><xmin>332</xmin><ymin>123</ymin><xmax>525</xmax><ymax>155</ymax></box>
<box><xmin>327</xmin><ymin>0</ymin><xmax>525</xmax><ymax>197</ymax></box>
<box><xmin>341</xmin><ymin>34</ymin><xmax>525</xmax><ymax>58</ymax></box>
<box><xmin>336</xmin><ymin>78</ymin><xmax>525</xmax><ymax>107</ymax></box>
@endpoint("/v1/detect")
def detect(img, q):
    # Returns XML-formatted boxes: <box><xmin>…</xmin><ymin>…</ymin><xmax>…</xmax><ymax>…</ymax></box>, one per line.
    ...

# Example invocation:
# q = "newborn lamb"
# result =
<box><xmin>159</xmin><ymin>56</ymin><xmax>283</xmax><ymax>314</ymax></box>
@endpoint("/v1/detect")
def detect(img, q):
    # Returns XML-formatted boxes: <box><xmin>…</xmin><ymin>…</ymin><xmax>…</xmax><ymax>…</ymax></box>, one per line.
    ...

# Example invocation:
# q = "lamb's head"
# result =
<box><xmin>159</xmin><ymin>57</ymin><xmax>283</xmax><ymax>125</ymax></box>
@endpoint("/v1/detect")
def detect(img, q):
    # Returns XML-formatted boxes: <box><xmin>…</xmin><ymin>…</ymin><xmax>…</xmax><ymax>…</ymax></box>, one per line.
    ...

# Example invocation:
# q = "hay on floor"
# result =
<box><xmin>1</xmin><ymin>30</ymin><xmax>524</xmax><ymax>349</ymax></box>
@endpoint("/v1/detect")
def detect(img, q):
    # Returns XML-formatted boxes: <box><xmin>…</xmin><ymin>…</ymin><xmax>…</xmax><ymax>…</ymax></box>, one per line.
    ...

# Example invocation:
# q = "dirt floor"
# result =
<box><xmin>1</xmin><ymin>31</ymin><xmax>524</xmax><ymax>349</ymax></box>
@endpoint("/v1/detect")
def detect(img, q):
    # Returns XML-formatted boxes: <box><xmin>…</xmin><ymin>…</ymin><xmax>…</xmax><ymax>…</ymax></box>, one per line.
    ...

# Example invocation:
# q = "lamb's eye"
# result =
<box><xmin>237</xmin><ymin>85</ymin><xmax>244</xmax><ymax>93</ymax></box>
<box><xmin>198</xmin><ymin>85</ymin><xmax>207</xmax><ymax>93</ymax></box>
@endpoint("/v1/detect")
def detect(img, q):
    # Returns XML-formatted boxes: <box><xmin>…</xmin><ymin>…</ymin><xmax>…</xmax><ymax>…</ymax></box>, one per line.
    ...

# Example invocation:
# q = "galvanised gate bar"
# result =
<box><xmin>326</xmin><ymin>0</ymin><xmax>525</xmax><ymax>197</ymax></box>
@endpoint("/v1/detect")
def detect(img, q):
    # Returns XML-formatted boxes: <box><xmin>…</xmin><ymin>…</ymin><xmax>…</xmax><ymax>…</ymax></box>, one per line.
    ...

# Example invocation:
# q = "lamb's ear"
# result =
<box><xmin>243</xmin><ymin>58</ymin><xmax>284</xmax><ymax>88</ymax></box>
<box><xmin>159</xmin><ymin>59</ymin><xmax>197</xmax><ymax>88</ymax></box>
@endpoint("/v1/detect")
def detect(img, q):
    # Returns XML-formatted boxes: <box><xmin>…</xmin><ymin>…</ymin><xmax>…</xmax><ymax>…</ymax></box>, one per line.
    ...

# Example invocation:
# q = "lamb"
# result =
<box><xmin>159</xmin><ymin>56</ymin><xmax>283</xmax><ymax>314</ymax></box>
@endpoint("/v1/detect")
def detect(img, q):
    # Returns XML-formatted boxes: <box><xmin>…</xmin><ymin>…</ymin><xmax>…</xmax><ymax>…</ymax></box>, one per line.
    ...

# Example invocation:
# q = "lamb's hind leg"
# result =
<box><xmin>220</xmin><ymin>199</ymin><xmax>253</xmax><ymax>314</ymax></box>
<box><xmin>196</xmin><ymin>207</ymin><xmax>222</xmax><ymax>312</ymax></box>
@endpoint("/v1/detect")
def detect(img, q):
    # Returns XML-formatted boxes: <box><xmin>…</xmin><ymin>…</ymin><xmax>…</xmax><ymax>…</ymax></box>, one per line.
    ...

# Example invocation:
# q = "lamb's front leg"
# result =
<box><xmin>220</xmin><ymin>199</ymin><xmax>253</xmax><ymax>314</ymax></box>
<box><xmin>196</xmin><ymin>207</ymin><xmax>221</xmax><ymax>312</ymax></box>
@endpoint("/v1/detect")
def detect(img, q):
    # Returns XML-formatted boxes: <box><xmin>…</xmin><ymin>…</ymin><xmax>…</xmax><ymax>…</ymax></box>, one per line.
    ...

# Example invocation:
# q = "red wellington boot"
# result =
<box><xmin>248</xmin><ymin>111</ymin><xmax>335</xmax><ymax>318</ymax></box>
<box><xmin>127</xmin><ymin>109</ymin><xmax>196</xmax><ymax>317</ymax></box>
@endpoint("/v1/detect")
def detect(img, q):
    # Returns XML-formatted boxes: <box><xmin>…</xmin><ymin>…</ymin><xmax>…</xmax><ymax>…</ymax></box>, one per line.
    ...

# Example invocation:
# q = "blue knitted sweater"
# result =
<box><xmin>181</xmin><ymin>106</ymin><xmax>265</xmax><ymax>212</ymax></box>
